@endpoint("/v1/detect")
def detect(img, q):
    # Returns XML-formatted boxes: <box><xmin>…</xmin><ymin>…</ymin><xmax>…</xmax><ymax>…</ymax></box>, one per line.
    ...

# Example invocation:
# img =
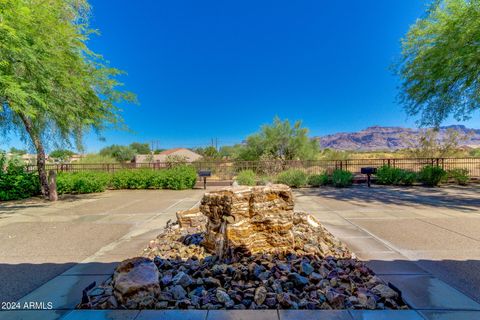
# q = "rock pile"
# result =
<box><xmin>78</xmin><ymin>185</ymin><xmax>407</xmax><ymax>310</ymax></box>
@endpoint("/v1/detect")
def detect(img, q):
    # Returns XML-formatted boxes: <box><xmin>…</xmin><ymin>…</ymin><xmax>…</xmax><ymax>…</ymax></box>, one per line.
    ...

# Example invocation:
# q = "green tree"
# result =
<box><xmin>129</xmin><ymin>142</ymin><xmax>150</xmax><ymax>154</ymax></box>
<box><xmin>0</xmin><ymin>0</ymin><xmax>135</xmax><ymax>198</ymax></box>
<box><xmin>202</xmin><ymin>146</ymin><xmax>219</xmax><ymax>159</ymax></box>
<box><xmin>396</xmin><ymin>0</ymin><xmax>480</xmax><ymax>127</ymax></box>
<box><xmin>237</xmin><ymin>117</ymin><xmax>319</xmax><ymax>161</ymax></box>
<box><xmin>49</xmin><ymin>149</ymin><xmax>75</xmax><ymax>161</ymax></box>
<box><xmin>9</xmin><ymin>147</ymin><xmax>27</xmax><ymax>155</ymax></box>
<box><xmin>403</xmin><ymin>128</ymin><xmax>470</xmax><ymax>158</ymax></box>
<box><xmin>99</xmin><ymin>145</ymin><xmax>135</xmax><ymax>162</ymax></box>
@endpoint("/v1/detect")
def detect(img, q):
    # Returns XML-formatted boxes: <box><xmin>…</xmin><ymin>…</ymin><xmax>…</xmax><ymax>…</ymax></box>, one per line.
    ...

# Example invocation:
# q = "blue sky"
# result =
<box><xmin>4</xmin><ymin>0</ymin><xmax>480</xmax><ymax>152</ymax></box>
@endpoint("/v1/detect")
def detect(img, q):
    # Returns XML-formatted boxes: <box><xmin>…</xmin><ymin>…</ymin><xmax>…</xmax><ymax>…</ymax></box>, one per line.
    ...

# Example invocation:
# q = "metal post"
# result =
<box><xmin>204</xmin><ymin>176</ymin><xmax>207</xmax><ymax>190</ymax></box>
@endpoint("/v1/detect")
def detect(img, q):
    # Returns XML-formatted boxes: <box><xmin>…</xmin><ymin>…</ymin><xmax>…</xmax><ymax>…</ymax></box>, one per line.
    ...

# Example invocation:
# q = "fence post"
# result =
<box><xmin>388</xmin><ymin>159</ymin><xmax>391</xmax><ymax>167</ymax></box>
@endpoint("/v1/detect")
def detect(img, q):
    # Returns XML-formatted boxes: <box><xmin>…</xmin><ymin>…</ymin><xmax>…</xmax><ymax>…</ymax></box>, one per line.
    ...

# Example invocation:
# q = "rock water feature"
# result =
<box><xmin>78</xmin><ymin>185</ymin><xmax>407</xmax><ymax>310</ymax></box>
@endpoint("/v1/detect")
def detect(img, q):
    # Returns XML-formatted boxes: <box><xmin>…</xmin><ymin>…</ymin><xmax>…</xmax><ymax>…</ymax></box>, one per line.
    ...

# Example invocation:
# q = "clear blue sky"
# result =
<box><xmin>4</xmin><ymin>0</ymin><xmax>480</xmax><ymax>152</ymax></box>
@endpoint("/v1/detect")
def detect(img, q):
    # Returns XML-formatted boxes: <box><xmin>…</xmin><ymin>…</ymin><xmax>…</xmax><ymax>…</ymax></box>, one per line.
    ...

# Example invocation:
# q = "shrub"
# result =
<box><xmin>308</xmin><ymin>173</ymin><xmax>330</xmax><ymax>187</ymax></box>
<box><xmin>376</xmin><ymin>165</ymin><xmax>404</xmax><ymax>185</ymax></box>
<box><xmin>400</xmin><ymin>171</ymin><xmax>417</xmax><ymax>186</ymax></box>
<box><xmin>447</xmin><ymin>168</ymin><xmax>469</xmax><ymax>185</ymax></box>
<box><xmin>161</xmin><ymin>165</ymin><xmax>197</xmax><ymax>190</ymax></box>
<box><xmin>276</xmin><ymin>169</ymin><xmax>308</xmax><ymax>188</ymax></box>
<box><xmin>111</xmin><ymin>166</ymin><xmax>197</xmax><ymax>190</ymax></box>
<box><xmin>0</xmin><ymin>154</ymin><xmax>40</xmax><ymax>200</ymax></box>
<box><xmin>236</xmin><ymin>170</ymin><xmax>256</xmax><ymax>186</ymax></box>
<box><xmin>418</xmin><ymin>165</ymin><xmax>447</xmax><ymax>187</ymax></box>
<box><xmin>331</xmin><ymin>169</ymin><xmax>353</xmax><ymax>188</ymax></box>
<box><xmin>57</xmin><ymin>171</ymin><xmax>110</xmax><ymax>194</ymax></box>
<box><xmin>110</xmin><ymin>170</ymin><xmax>154</xmax><ymax>189</ymax></box>
<box><xmin>376</xmin><ymin>165</ymin><xmax>416</xmax><ymax>186</ymax></box>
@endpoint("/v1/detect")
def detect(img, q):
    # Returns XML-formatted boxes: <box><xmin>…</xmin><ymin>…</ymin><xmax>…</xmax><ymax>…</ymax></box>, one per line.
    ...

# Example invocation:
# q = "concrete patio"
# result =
<box><xmin>0</xmin><ymin>185</ymin><xmax>479</xmax><ymax>319</ymax></box>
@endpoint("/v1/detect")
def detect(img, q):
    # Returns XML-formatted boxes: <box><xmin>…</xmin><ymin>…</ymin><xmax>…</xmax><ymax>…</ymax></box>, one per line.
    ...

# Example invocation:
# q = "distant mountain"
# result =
<box><xmin>314</xmin><ymin>125</ymin><xmax>480</xmax><ymax>151</ymax></box>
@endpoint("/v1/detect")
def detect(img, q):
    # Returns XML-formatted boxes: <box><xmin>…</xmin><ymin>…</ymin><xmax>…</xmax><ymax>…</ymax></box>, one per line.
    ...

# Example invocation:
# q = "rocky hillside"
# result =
<box><xmin>314</xmin><ymin>125</ymin><xmax>480</xmax><ymax>151</ymax></box>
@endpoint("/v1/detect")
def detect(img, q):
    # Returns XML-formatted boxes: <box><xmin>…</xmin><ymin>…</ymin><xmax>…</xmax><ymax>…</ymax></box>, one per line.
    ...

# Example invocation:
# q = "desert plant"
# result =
<box><xmin>276</xmin><ymin>169</ymin><xmax>308</xmax><ymax>188</ymax></box>
<box><xmin>0</xmin><ymin>154</ymin><xmax>40</xmax><ymax>200</ymax></box>
<box><xmin>400</xmin><ymin>171</ymin><xmax>417</xmax><ymax>186</ymax></box>
<box><xmin>308</xmin><ymin>173</ymin><xmax>330</xmax><ymax>187</ymax></box>
<box><xmin>418</xmin><ymin>165</ymin><xmax>446</xmax><ymax>187</ymax></box>
<box><xmin>236</xmin><ymin>170</ymin><xmax>257</xmax><ymax>186</ymax></box>
<box><xmin>331</xmin><ymin>169</ymin><xmax>353</xmax><ymax>188</ymax></box>
<box><xmin>447</xmin><ymin>168</ymin><xmax>469</xmax><ymax>185</ymax></box>
<box><xmin>376</xmin><ymin>165</ymin><xmax>416</xmax><ymax>186</ymax></box>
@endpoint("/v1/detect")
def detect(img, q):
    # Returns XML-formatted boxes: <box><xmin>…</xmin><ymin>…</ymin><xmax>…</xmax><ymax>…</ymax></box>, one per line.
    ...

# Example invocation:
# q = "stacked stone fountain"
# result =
<box><xmin>79</xmin><ymin>185</ymin><xmax>406</xmax><ymax>310</ymax></box>
<box><xmin>200</xmin><ymin>184</ymin><xmax>295</xmax><ymax>257</ymax></box>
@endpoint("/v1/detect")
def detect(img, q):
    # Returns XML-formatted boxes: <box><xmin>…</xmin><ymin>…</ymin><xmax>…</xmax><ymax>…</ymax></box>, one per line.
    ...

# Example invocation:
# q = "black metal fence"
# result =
<box><xmin>25</xmin><ymin>158</ymin><xmax>480</xmax><ymax>181</ymax></box>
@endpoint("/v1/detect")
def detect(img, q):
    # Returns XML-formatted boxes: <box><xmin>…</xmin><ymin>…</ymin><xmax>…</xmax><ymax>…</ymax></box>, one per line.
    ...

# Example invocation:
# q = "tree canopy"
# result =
<box><xmin>99</xmin><ymin>145</ymin><xmax>136</xmax><ymax>163</ymax></box>
<box><xmin>129</xmin><ymin>142</ymin><xmax>150</xmax><ymax>154</ymax></box>
<box><xmin>0</xmin><ymin>0</ymin><xmax>135</xmax><ymax>196</ymax></box>
<box><xmin>236</xmin><ymin>117</ymin><xmax>319</xmax><ymax>161</ymax></box>
<box><xmin>49</xmin><ymin>149</ymin><xmax>75</xmax><ymax>160</ymax></box>
<box><xmin>396</xmin><ymin>0</ymin><xmax>480</xmax><ymax>127</ymax></box>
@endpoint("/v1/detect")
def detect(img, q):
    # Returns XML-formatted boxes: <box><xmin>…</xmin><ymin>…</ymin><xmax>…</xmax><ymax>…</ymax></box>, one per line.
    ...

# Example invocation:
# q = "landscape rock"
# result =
<box><xmin>80</xmin><ymin>185</ymin><xmax>407</xmax><ymax>311</ymax></box>
<box><xmin>200</xmin><ymin>185</ymin><xmax>295</xmax><ymax>255</ymax></box>
<box><xmin>112</xmin><ymin>257</ymin><xmax>160</xmax><ymax>308</ymax></box>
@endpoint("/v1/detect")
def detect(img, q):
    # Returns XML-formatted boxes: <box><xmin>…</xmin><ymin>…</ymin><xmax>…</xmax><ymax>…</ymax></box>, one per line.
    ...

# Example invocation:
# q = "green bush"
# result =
<box><xmin>447</xmin><ymin>168</ymin><xmax>469</xmax><ymax>185</ymax></box>
<box><xmin>331</xmin><ymin>169</ymin><xmax>353</xmax><ymax>188</ymax></box>
<box><xmin>308</xmin><ymin>173</ymin><xmax>330</xmax><ymax>187</ymax></box>
<box><xmin>57</xmin><ymin>171</ymin><xmax>110</xmax><ymax>194</ymax></box>
<box><xmin>376</xmin><ymin>165</ymin><xmax>416</xmax><ymax>186</ymax></box>
<box><xmin>56</xmin><ymin>165</ymin><xmax>197</xmax><ymax>194</ymax></box>
<box><xmin>0</xmin><ymin>154</ymin><xmax>40</xmax><ymax>200</ymax></box>
<box><xmin>161</xmin><ymin>165</ymin><xmax>197</xmax><ymax>190</ymax></box>
<box><xmin>236</xmin><ymin>170</ymin><xmax>256</xmax><ymax>186</ymax></box>
<box><xmin>110</xmin><ymin>169</ymin><xmax>154</xmax><ymax>189</ymax></box>
<box><xmin>418</xmin><ymin>165</ymin><xmax>447</xmax><ymax>187</ymax></box>
<box><xmin>276</xmin><ymin>169</ymin><xmax>308</xmax><ymax>188</ymax></box>
<box><xmin>111</xmin><ymin>166</ymin><xmax>197</xmax><ymax>190</ymax></box>
<box><xmin>401</xmin><ymin>171</ymin><xmax>417</xmax><ymax>186</ymax></box>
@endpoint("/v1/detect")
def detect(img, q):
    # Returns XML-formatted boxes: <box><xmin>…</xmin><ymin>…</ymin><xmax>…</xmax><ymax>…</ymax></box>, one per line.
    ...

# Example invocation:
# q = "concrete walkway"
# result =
<box><xmin>0</xmin><ymin>189</ymin><xmax>205</xmax><ymax>305</ymax></box>
<box><xmin>295</xmin><ymin>184</ymin><xmax>480</xmax><ymax>319</ymax></box>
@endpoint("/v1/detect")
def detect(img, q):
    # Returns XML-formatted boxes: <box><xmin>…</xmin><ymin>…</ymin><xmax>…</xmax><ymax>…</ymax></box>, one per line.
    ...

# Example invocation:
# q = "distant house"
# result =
<box><xmin>134</xmin><ymin>148</ymin><xmax>203</xmax><ymax>164</ymax></box>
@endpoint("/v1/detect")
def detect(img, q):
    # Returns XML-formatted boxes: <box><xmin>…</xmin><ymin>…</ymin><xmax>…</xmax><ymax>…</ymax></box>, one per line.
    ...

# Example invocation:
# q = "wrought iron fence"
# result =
<box><xmin>25</xmin><ymin>158</ymin><xmax>480</xmax><ymax>181</ymax></box>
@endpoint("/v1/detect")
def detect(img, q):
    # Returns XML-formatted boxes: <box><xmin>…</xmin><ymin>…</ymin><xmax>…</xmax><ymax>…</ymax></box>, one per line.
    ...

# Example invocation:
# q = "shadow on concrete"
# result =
<box><xmin>296</xmin><ymin>184</ymin><xmax>480</xmax><ymax>211</ymax></box>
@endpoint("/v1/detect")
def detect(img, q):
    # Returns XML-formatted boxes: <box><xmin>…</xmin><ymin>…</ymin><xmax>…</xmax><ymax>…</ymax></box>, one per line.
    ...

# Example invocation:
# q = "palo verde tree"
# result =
<box><xmin>396</xmin><ymin>0</ymin><xmax>480</xmax><ymax>127</ymax></box>
<box><xmin>0</xmin><ymin>0</ymin><xmax>135</xmax><ymax>198</ymax></box>
<box><xmin>237</xmin><ymin>117</ymin><xmax>319</xmax><ymax>161</ymax></box>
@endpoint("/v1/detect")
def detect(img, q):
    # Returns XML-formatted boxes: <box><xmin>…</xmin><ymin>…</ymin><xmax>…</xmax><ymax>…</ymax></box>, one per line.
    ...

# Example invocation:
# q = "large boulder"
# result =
<box><xmin>200</xmin><ymin>184</ymin><xmax>295</xmax><ymax>255</ymax></box>
<box><xmin>113</xmin><ymin>257</ymin><xmax>160</xmax><ymax>308</ymax></box>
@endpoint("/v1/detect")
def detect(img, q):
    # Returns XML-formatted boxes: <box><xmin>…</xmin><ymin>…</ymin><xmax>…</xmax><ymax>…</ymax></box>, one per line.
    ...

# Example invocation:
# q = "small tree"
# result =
<box><xmin>129</xmin><ymin>142</ymin><xmax>150</xmax><ymax>154</ymax></box>
<box><xmin>49</xmin><ymin>149</ymin><xmax>75</xmax><ymax>161</ymax></box>
<box><xmin>0</xmin><ymin>0</ymin><xmax>135</xmax><ymax>198</ymax></box>
<box><xmin>236</xmin><ymin>117</ymin><xmax>319</xmax><ymax>161</ymax></box>
<box><xmin>9</xmin><ymin>147</ymin><xmax>27</xmax><ymax>155</ymax></box>
<box><xmin>403</xmin><ymin>128</ymin><xmax>470</xmax><ymax>158</ymax></box>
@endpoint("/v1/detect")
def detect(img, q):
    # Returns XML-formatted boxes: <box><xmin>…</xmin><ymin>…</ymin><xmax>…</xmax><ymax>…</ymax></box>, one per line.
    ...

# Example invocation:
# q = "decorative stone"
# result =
<box><xmin>372</xmin><ymin>284</ymin><xmax>398</xmax><ymax>299</ymax></box>
<box><xmin>289</xmin><ymin>272</ymin><xmax>309</xmax><ymax>287</ymax></box>
<box><xmin>176</xmin><ymin>207</ymin><xmax>208</xmax><ymax>230</ymax></box>
<box><xmin>254</xmin><ymin>286</ymin><xmax>267</xmax><ymax>305</ymax></box>
<box><xmin>172</xmin><ymin>271</ymin><xmax>193</xmax><ymax>288</ymax></box>
<box><xmin>170</xmin><ymin>285</ymin><xmax>187</xmax><ymax>300</ymax></box>
<box><xmin>112</xmin><ymin>257</ymin><xmax>160</xmax><ymax>308</ymax></box>
<box><xmin>200</xmin><ymin>184</ymin><xmax>295</xmax><ymax>255</ymax></box>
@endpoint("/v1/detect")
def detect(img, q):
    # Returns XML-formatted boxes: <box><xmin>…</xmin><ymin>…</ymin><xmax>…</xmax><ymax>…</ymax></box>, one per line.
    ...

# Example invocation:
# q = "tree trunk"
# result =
<box><xmin>19</xmin><ymin>114</ymin><xmax>50</xmax><ymax>198</ymax></box>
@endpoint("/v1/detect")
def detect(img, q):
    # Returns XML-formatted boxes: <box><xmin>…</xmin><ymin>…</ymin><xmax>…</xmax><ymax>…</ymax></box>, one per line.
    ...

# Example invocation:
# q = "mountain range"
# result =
<box><xmin>314</xmin><ymin>125</ymin><xmax>480</xmax><ymax>151</ymax></box>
